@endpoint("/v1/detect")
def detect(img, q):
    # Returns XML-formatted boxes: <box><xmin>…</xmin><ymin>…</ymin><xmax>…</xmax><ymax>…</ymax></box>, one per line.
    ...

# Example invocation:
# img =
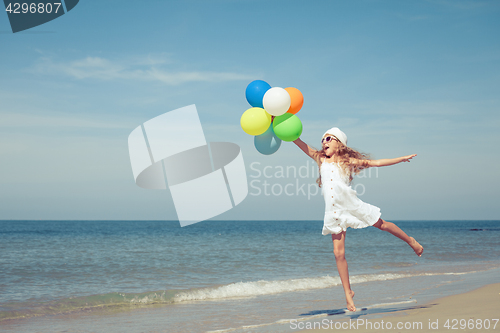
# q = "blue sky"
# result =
<box><xmin>1</xmin><ymin>0</ymin><xmax>499</xmax><ymax>221</ymax></box>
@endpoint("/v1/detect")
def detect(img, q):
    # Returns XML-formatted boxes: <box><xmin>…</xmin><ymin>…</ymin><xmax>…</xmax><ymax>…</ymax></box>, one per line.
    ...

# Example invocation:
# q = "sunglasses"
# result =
<box><xmin>322</xmin><ymin>135</ymin><xmax>340</xmax><ymax>143</ymax></box>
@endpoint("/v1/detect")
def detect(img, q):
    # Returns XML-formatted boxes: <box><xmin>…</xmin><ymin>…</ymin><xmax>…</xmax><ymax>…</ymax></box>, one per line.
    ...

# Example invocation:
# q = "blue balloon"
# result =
<box><xmin>246</xmin><ymin>80</ymin><xmax>271</xmax><ymax>108</ymax></box>
<box><xmin>254</xmin><ymin>125</ymin><xmax>281</xmax><ymax>155</ymax></box>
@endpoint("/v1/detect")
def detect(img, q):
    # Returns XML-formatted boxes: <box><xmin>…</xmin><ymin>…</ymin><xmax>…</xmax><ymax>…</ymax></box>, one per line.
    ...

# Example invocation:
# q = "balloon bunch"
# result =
<box><xmin>240</xmin><ymin>80</ymin><xmax>304</xmax><ymax>155</ymax></box>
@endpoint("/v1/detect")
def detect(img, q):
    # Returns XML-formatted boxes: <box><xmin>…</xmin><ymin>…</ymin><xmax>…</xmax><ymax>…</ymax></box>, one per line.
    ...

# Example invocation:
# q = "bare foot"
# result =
<box><xmin>409</xmin><ymin>237</ymin><xmax>423</xmax><ymax>257</ymax></box>
<box><xmin>345</xmin><ymin>290</ymin><xmax>356</xmax><ymax>311</ymax></box>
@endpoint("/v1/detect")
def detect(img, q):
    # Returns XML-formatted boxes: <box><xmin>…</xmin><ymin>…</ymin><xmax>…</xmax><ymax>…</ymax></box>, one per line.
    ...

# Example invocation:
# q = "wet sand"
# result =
<box><xmin>301</xmin><ymin>283</ymin><xmax>500</xmax><ymax>332</ymax></box>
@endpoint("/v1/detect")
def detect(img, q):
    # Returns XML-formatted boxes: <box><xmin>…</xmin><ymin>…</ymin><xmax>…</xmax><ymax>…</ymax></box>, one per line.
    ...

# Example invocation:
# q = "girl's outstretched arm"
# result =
<box><xmin>293</xmin><ymin>138</ymin><xmax>321</xmax><ymax>164</ymax></box>
<box><xmin>351</xmin><ymin>154</ymin><xmax>417</xmax><ymax>168</ymax></box>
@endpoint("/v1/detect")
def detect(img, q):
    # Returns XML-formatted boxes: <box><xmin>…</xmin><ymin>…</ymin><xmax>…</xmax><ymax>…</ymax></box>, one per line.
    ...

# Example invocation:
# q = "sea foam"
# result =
<box><xmin>173</xmin><ymin>273</ymin><xmax>412</xmax><ymax>302</ymax></box>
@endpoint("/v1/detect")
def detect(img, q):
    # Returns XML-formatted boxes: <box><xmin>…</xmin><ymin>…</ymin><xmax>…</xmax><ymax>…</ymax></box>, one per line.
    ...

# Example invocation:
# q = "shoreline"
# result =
<box><xmin>0</xmin><ymin>270</ymin><xmax>498</xmax><ymax>332</ymax></box>
<box><xmin>298</xmin><ymin>282</ymin><xmax>500</xmax><ymax>332</ymax></box>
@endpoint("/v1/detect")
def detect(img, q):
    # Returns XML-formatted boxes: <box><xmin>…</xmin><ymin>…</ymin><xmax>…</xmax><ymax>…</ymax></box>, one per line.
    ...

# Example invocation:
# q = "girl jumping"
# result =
<box><xmin>293</xmin><ymin>127</ymin><xmax>423</xmax><ymax>312</ymax></box>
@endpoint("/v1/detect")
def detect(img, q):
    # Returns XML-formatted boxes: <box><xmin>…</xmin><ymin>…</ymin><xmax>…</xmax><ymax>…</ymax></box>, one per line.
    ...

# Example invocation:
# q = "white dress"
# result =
<box><xmin>321</xmin><ymin>161</ymin><xmax>381</xmax><ymax>235</ymax></box>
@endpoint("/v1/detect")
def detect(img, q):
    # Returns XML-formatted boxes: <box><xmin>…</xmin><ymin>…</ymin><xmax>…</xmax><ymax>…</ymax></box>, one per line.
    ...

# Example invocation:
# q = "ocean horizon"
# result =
<box><xmin>1</xmin><ymin>219</ymin><xmax>499</xmax><ymax>332</ymax></box>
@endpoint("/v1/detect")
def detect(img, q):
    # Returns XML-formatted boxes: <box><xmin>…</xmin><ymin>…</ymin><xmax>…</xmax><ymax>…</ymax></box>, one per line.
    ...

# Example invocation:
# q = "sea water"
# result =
<box><xmin>0</xmin><ymin>220</ymin><xmax>499</xmax><ymax>332</ymax></box>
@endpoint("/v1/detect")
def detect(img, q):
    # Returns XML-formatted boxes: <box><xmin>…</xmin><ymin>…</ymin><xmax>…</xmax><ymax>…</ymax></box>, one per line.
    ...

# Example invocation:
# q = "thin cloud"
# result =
<box><xmin>31</xmin><ymin>56</ymin><xmax>253</xmax><ymax>85</ymax></box>
<box><xmin>0</xmin><ymin>111</ymin><xmax>133</xmax><ymax>130</ymax></box>
<box><xmin>426</xmin><ymin>0</ymin><xmax>492</xmax><ymax>11</ymax></box>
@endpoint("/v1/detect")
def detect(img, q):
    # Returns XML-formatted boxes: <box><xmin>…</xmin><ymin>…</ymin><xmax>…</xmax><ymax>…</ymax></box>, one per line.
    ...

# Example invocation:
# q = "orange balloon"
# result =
<box><xmin>285</xmin><ymin>87</ymin><xmax>304</xmax><ymax>114</ymax></box>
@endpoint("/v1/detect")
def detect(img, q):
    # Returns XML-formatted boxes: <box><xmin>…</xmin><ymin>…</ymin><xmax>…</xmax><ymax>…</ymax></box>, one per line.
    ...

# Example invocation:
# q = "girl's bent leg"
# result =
<box><xmin>332</xmin><ymin>231</ymin><xmax>356</xmax><ymax>311</ymax></box>
<box><xmin>372</xmin><ymin>218</ymin><xmax>424</xmax><ymax>256</ymax></box>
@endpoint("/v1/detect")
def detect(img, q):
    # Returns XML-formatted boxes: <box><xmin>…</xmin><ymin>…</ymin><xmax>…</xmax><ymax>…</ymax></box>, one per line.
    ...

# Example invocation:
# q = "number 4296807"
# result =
<box><xmin>444</xmin><ymin>319</ymin><xmax>498</xmax><ymax>330</ymax></box>
<box><xmin>5</xmin><ymin>2</ymin><xmax>62</xmax><ymax>14</ymax></box>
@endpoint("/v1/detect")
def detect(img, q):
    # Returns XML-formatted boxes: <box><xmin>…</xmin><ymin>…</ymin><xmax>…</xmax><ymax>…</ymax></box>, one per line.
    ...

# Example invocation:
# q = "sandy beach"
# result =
<box><xmin>299</xmin><ymin>283</ymin><xmax>500</xmax><ymax>332</ymax></box>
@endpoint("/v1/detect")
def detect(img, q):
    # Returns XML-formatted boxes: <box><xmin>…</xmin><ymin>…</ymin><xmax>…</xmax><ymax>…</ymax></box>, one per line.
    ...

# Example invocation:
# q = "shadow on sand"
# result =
<box><xmin>299</xmin><ymin>303</ymin><xmax>435</xmax><ymax>320</ymax></box>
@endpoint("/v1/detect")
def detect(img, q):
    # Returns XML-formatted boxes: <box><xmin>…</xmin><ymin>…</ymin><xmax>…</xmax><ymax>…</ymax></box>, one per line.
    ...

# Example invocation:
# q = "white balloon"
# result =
<box><xmin>263</xmin><ymin>87</ymin><xmax>291</xmax><ymax>116</ymax></box>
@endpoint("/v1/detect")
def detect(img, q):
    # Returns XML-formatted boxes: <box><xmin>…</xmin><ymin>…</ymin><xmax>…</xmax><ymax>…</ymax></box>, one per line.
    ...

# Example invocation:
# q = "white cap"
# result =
<box><xmin>323</xmin><ymin>127</ymin><xmax>347</xmax><ymax>146</ymax></box>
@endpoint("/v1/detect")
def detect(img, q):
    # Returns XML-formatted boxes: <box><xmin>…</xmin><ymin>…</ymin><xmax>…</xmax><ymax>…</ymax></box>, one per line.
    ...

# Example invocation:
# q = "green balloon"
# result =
<box><xmin>272</xmin><ymin>113</ymin><xmax>303</xmax><ymax>142</ymax></box>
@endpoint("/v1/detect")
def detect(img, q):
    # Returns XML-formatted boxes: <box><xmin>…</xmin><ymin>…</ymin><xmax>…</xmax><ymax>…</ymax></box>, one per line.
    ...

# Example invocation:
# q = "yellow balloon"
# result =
<box><xmin>240</xmin><ymin>107</ymin><xmax>272</xmax><ymax>136</ymax></box>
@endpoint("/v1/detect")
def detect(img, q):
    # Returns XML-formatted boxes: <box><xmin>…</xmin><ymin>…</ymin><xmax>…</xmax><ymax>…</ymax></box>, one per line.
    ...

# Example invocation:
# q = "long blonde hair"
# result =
<box><xmin>315</xmin><ymin>143</ymin><xmax>371</xmax><ymax>187</ymax></box>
